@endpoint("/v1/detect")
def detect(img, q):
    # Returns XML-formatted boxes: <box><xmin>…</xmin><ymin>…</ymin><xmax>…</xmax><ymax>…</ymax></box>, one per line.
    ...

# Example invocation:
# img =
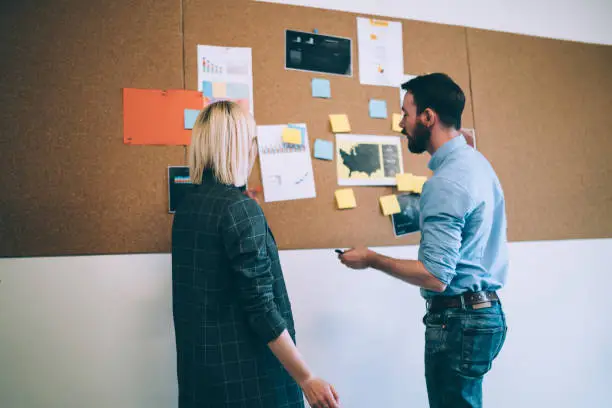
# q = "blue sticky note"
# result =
<box><xmin>314</xmin><ymin>139</ymin><xmax>334</xmax><ymax>161</ymax></box>
<box><xmin>369</xmin><ymin>99</ymin><xmax>388</xmax><ymax>119</ymax></box>
<box><xmin>312</xmin><ymin>78</ymin><xmax>331</xmax><ymax>99</ymax></box>
<box><xmin>184</xmin><ymin>109</ymin><xmax>200</xmax><ymax>130</ymax></box>
<box><xmin>288</xmin><ymin>124</ymin><xmax>306</xmax><ymax>145</ymax></box>
<box><xmin>226</xmin><ymin>82</ymin><xmax>250</xmax><ymax>99</ymax></box>
<box><xmin>202</xmin><ymin>81</ymin><xmax>213</xmax><ymax>97</ymax></box>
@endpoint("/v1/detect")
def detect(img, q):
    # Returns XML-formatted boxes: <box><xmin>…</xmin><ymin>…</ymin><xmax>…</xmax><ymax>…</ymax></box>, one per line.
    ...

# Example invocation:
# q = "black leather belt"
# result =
<box><xmin>427</xmin><ymin>291</ymin><xmax>499</xmax><ymax>311</ymax></box>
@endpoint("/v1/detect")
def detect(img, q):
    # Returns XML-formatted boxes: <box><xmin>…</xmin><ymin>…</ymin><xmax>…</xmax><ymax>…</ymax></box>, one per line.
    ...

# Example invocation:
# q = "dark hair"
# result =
<box><xmin>401</xmin><ymin>73</ymin><xmax>465</xmax><ymax>129</ymax></box>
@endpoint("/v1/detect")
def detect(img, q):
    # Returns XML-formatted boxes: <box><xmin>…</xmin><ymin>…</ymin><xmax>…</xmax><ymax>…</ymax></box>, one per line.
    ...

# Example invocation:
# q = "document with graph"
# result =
<box><xmin>257</xmin><ymin>124</ymin><xmax>316</xmax><ymax>203</ymax></box>
<box><xmin>197</xmin><ymin>45</ymin><xmax>254</xmax><ymax>115</ymax></box>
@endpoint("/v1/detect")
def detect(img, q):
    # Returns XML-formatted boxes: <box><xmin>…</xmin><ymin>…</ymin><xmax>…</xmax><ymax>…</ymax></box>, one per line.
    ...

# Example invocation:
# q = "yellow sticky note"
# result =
<box><xmin>379</xmin><ymin>194</ymin><xmax>401</xmax><ymax>216</ymax></box>
<box><xmin>329</xmin><ymin>114</ymin><xmax>351</xmax><ymax>133</ymax></box>
<box><xmin>396</xmin><ymin>173</ymin><xmax>427</xmax><ymax>193</ymax></box>
<box><xmin>412</xmin><ymin>176</ymin><xmax>427</xmax><ymax>194</ymax></box>
<box><xmin>396</xmin><ymin>173</ymin><xmax>414</xmax><ymax>192</ymax></box>
<box><xmin>392</xmin><ymin>113</ymin><xmax>403</xmax><ymax>133</ymax></box>
<box><xmin>370</xmin><ymin>19</ymin><xmax>389</xmax><ymax>27</ymax></box>
<box><xmin>282</xmin><ymin>127</ymin><xmax>302</xmax><ymax>145</ymax></box>
<box><xmin>335</xmin><ymin>188</ymin><xmax>357</xmax><ymax>209</ymax></box>
<box><xmin>212</xmin><ymin>82</ymin><xmax>226</xmax><ymax>98</ymax></box>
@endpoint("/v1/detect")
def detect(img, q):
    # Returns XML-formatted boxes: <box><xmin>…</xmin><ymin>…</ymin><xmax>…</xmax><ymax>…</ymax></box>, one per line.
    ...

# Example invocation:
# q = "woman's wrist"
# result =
<box><xmin>296</xmin><ymin>370</ymin><xmax>314</xmax><ymax>387</ymax></box>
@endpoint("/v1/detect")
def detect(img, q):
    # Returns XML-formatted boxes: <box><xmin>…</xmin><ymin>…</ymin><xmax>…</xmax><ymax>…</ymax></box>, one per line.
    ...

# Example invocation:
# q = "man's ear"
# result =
<box><xmin>423</xmin><ymin>108</ymin><xmax>435</xmax><ymax>126</ymax></box>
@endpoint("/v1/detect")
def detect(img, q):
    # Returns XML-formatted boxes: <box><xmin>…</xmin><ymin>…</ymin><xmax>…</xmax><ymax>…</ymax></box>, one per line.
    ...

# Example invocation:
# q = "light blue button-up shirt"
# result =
<box><xmin>419</xmin><ymin>135</ymin><xmax>508</xmax><ymax>298</ymax></box>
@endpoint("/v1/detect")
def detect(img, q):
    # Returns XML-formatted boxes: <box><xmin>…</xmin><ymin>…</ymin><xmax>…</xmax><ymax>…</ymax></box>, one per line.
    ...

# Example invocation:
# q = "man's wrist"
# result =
<box><xmin>365</xmin><ymin>249</ymin><xmax>377</xmax><ymax>268</ymax></box>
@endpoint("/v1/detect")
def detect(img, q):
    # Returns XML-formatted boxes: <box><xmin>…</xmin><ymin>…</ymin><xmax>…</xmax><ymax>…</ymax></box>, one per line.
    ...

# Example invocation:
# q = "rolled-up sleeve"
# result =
<box><xmin>221</xmin><ymin>198</ymin><xmax>286</xmax><ymax>343</ymax></box>
<box><xmin>418</xmin><ymin>177</ymin><xmax>473</xmax><ymax>285</ymax></box>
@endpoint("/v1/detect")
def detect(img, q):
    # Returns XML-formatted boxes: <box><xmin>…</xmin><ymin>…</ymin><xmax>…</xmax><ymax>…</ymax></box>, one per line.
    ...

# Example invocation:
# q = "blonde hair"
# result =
<box><xmin>188</xmin><ymin>101</ymin><xmax>257</xmax><ymax>186</ymax></box>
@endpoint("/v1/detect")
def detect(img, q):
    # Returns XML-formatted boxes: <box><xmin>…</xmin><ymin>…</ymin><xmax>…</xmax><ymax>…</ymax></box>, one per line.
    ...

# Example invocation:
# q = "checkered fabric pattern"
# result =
<box><xmin>172</xmin><ymin>173</ymin><xmax>304</xmax><ymax>408</ymax></box>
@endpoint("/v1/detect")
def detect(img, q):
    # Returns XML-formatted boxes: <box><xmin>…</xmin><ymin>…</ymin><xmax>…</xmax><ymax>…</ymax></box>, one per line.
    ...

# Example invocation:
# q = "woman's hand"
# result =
<box><xmin>267</xmin><ymin>331</ymin><xmax>340</xmax><ymax>408</ymax></box>
<box><xmin>300</xmin><ymin>376</ymin><xmax>340</xmax><ymax>408</ymax></box>
<box><xmin>243</xmin><ymin>188</ymin><xmax>261</xmax><ymax>204</ymax></box>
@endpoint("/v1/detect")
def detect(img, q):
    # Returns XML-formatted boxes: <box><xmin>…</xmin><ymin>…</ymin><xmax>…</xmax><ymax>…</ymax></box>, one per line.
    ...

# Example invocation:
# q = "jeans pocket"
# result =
<box><xmin>424</xmin><ymin>312</ymin><xmax>446</xmax><ymax>355</ymax></box>
<box><xmin>423</xmin><ymin>312</ymin><xmax>444</xmax><ymax>327</ymax></box>
<box><xmin>460</xmin><ymin>326</ymin><xmax>505</xmax><ymax>378</ymax></box>
<box><xmin>492</xmin><ymin>325</ymin><xmax>507</xmax><ymax>360</ymax></box>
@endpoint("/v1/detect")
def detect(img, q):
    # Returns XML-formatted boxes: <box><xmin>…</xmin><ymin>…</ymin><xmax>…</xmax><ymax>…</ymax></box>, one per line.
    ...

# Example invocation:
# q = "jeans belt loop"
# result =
<box><xmin>460</xmin><ymin>294</ymin><xmax>466</xmax><ymax>309</ymax></box>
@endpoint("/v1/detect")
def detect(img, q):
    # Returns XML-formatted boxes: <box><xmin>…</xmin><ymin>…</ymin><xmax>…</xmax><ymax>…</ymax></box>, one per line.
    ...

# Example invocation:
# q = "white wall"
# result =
<box><xmin>288</xmin><ymin>241</ymin><xmax>612</xmax><ymax>407</ymax></box>
<box><xmin>1</xmin><ymin>240</ymin><xmax>611</xmax><ymax>407</ymax></box>
<box><xmin>257</xmin><ymin>0</ymin><xmax>612</xmax><ymax>45</ymax></box>
<box><xmin>0</xmin><ymin>255</ymin><xmax>177</xmax><ymax>408</ymax></box>
<box><xmin>2</xmin><ymin>1</ymin><xmax>611</xmax><ymax>407</ymax></box>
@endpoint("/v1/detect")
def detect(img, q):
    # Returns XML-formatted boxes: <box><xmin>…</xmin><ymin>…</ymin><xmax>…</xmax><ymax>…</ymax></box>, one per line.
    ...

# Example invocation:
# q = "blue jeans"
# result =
<box><xmin>423</xmin><ymin>301</ymin><xmax>507</xmax><ymax>408</ymax></box>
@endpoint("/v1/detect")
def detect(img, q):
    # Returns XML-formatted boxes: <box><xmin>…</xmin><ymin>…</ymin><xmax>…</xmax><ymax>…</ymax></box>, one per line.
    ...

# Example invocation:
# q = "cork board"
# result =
<box><xmin>182</xmin><ymin>0</ymin><xmax>474</xmax><ymax>250</ymax></box>
<box><xmin>1</xmin><ymin>0</ymin><xmax>610</xmax><ymax>257</ymax></box>
<box><xmin>0</xmin><ymin>0</ymin><xmax>185</xmax><ymax>257</ymax></box>
<box><xmin>466</xmin><ymin>29</ymin><xmax>612</xmax><ymax>242</ymax></box>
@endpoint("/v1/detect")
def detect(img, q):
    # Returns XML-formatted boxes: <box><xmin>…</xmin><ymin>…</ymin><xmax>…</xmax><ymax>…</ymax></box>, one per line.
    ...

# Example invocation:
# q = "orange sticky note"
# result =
<box><xmin>335</xmin><ymin>189</ymin><xmax>357</xmax><ymax>209</ymax></box>
<box><xmin>123</xmin><ymin>88</ymin><xmax>203</xmax><ymax>145</ymax></box>
<box><xmin>392</xmin><ymin>113</ymin><xmax>403</xmax><ymax>133</ymax></box>
<box><xmin>329</xmin><ymin>114</ymin><xmax>351</xmax><ymax>133</ymax></box>
<box><xmin>379</xmin><ymin>194</ymin><xmax>401</xmax><ymax>216</ymax></box>
<box><xmin>282</xmin><ymin>127</ymin><xmax>302</xmax><ymax>145</ymax></box>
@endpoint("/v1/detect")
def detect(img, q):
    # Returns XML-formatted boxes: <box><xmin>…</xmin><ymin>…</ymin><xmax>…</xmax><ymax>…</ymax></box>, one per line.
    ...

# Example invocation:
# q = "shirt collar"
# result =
<box><xmin>428</xmin><ymin>135</ymin><xmax>467</xmax><ymax>171</ymax></box>
<box><xmin>201</xmin><ymin>168</ymin><xmax>245</xmax><ymax>191</ymax></box>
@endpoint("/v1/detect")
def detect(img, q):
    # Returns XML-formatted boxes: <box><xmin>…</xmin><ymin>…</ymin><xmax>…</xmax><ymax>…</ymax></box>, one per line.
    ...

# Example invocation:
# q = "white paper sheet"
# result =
<box><xmin>399</xmin><ymin>74</ymin><xmax>417</xmax><ymax>106</ymax></box>
<box><xmin>336</xmin><ymin>134</ymin><xmax>404</xmax><ymax>186</ymax></box>
<box><xmin>257</xmin><ymin>124</ymin><xmax>316</xmax><ymax>202</ymax></box>
<box><xmin>357</xmin><ymin>17</ymin><xmax>404</xmax><ymax>87</ymax></box>
<box><xmin>197</xmin><ymin>45</ymin><xmax>254</xmax><ymax>116</ymax></box>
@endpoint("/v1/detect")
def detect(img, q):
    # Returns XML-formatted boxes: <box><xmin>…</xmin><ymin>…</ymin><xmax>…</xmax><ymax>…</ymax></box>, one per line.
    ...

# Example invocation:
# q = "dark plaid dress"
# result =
<box><xmin>172</xmin><ymin>172</ymin><xmax>305</xmax><ymax>408</ymax></box>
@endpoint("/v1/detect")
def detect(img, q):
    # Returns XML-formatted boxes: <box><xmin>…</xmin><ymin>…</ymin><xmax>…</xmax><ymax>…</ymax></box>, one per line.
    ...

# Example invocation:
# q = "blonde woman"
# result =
<box><xmin>172</xmin><ymin>101</ymin><xmax>340</xmax><ymax>408</ymax></box>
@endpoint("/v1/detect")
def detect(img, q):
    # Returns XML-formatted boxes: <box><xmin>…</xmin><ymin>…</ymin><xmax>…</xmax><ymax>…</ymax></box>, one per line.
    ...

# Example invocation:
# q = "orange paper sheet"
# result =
<box><xmin>123</xmin><ymin>88</ymin><xmax>204</xmax><ymax>145</ymax></box>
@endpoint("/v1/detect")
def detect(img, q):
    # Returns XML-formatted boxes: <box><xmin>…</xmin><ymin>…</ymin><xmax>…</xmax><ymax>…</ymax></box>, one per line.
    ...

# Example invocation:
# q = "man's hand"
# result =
<box><xmin>338</xmin><ymin>247</ymin><xmax>373</xmax><ymax>269</ymax></box>
<box><xmin>339</xmin><ymin>247</ymin><xmax>448</xmax><ymax>292</ymax></box>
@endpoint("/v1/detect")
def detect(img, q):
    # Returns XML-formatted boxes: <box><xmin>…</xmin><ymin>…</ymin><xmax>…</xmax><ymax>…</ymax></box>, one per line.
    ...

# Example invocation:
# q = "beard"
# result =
<box><xmin>405</xmin><ymin>121</ymin><xmax>431</xmax><ymax>154</ymax></box>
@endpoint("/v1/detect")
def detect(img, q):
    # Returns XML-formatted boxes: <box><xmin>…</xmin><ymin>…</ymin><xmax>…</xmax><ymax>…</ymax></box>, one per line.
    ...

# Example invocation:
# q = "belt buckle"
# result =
<box><xmin>472</xmin><ymin>301</ymin><xmax>492</xmax><ymax>310</ymax></box>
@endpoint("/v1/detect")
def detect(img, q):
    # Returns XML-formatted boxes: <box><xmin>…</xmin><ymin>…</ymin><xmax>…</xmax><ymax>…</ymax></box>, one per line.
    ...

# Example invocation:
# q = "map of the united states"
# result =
<box><xmin>339</xmin><ymin>144</ymin><xmax>381</xmax><ymax>177</ymax></box>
